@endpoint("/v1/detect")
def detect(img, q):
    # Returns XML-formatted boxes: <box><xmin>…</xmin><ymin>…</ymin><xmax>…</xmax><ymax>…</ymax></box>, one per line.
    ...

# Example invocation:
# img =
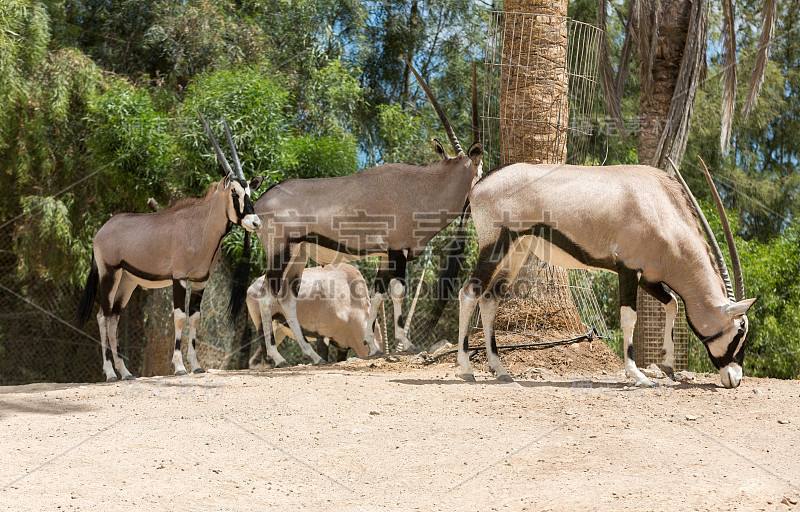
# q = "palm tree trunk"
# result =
<box><xmin>497</xmin><ymin>0</ymin><xmax>583</xmax><ymax>338</ymax></box>
<box><xmin>500</xmin><ymin>0</ymin><xmax>570</xmax><ymax>164</ymax></box>
<box><xmin>635</xmin><ymin>0</ymin><xmax>695</xmax><ymax>370</ymax></box>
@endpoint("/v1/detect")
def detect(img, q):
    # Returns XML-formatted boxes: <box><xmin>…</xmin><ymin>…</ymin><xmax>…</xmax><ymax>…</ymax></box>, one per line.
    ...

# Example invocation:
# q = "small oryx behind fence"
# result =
<box><xmin>75</xmin><ymin>110</ymin><xmax>264</xmax><ymax>381</ymax></box>
<box><xmin>246</xmin><ymin>263</ymin><xmax>383</xmax><ymax>368</ymax></box>
<box><xmin>457</xmin><ymin>157</ymin><xmax>757</xmax><ymax>389</ymax></box>
<box><xmin>231</xmin><ymin>59</ymin><xmax>483</xmax><ymax>364</ymax></box>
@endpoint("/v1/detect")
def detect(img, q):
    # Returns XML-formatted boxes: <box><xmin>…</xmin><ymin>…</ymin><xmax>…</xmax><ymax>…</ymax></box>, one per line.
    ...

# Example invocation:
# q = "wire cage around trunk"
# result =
<box><xmin>473</xmin><ymin>11</ymin><xmax>609</xmax><ymax>343</ymax></box>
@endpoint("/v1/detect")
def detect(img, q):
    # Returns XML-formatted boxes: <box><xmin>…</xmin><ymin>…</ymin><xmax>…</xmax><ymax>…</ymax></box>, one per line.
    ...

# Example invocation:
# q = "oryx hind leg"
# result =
<box><xmin>97</xmin><ymin>266</ymin><xmax>122</xmax><ymax>382</ymax></box>
<box><xmin>185</xmin><ymin>280</ymin><xmax>206</xmax><ymax>374</ymax></box>
<box><xmin>277</xmin><ymin>244</ymin><xmax>326</xmax><ymax>365</ymax></box>
<box><xmin>618</xmin><ymin>268</ymin><xmax>656</xmax><ymax>387</ymax></box>
<box><xmin>364</xmin><ymin>287</ymin><xmax>386</xmax><ymax>357</ymax></box>
<box><xmin>457</xmin><ymin>232</ymin><xmax>532</xmax><ymax>382</ymax></box>
<box><xmin>106</xmin><ymin>275</ymin><xmax>137</xmax><ymax>381</ymax></box>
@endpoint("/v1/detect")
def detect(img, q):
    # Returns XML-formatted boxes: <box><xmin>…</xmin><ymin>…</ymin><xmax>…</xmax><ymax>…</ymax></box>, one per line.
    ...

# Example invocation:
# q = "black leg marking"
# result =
<box><xmin>397</xmin><ymin>314</ymin><xmax>405</xmax><ymax>329</ymax></box>
<box><xmin>617</xmin><ymin>265</ymin><xmax>640</xmax><ymax>311</ymax></box>
<box><xmin>172</xmin><ymin>280</ymin><xmax>187</xmax><ymax>311</ymax></box>
<box><xmin>105</xmin><ymin>347</ymin><xmax>114</xmax><ymax>362</ymax></box>
<box><xmin>461</xmin><ymin>335</ymin><xmax>470</xmax><ymax>351</ymax></box>
<box><xmin>175</xmin><ymin>338</ymin><xmax>182</xmax><ymax>351</ymax></box>
<box><xmin>626</xmin><ymin>344</ymin><xmax>635</xmax><ymax>361</ymax></box>
<box><xmin>639</xmin><ymin>280</ymin><xmax>674</xmax><ymax>305</ymax></box>
<box><xmin>188</xmin><ymin>289</ymin><xmax>204</xmax><ymax>316</ymax></box>
<box><xmin>489</xmin><ymin>332</ymin><xmax>498</xmax><ymax>356</ymax></box>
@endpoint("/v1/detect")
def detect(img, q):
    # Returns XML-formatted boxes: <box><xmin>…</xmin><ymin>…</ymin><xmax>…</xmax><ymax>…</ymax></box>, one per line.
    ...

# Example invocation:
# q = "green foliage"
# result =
<box><xmin>376</xmin><ymin>103</ymin><xmax>424</xmax><ymax>163</ymax></box>
<box><xmin>14</xmin><ymin>196</ymin><xmax>89</xmax><ymax>284</ymax></box>
<box><xmin>178</xmin><ymin>65</ymin><xmax>293</xmax><ymax>191</ymax></box>
<box><xmin>86</xmin><ymin>82</ymin><xmax>176</xmax><ymax>210</ymax></box>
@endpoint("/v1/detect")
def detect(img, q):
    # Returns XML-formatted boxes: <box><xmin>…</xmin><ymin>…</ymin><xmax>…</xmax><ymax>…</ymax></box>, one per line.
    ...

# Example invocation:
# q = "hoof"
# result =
<box><xmin>106</xmin><ymin>376</ymin><xmax>119</xmax><ymax>383</ymax></box>
<box><xmin>192</xmin><ymin>368</ymin><xmax>206</xmax><ymax>374</ymax></box>
<box><xmin>368</xmin><ymin>350</ymin><xmax>385</xmax><ymax>358</ymax></box>
<box><xmin>275</xmin><ymin>361</ymin><xmax>290</xmax><ymax>369</ymax></box>
<box><xmin>460</xmin><ymin>374</ymin><xmax>476</xmax><ymax>383</ymax></box>
<box><xmin>122</xmin><ymin>375</ymin><xmax>136</xmax><ymax>381</ymax></box>
<box><xmin>656</xmin><ymin>364</ymin><xmax>676</xmax><ymax>380</ymax></box>
<box><xmin>635</xmin><ymin>379</ymin><xmax>657</xmax><ymax>388</ymax></box>
<box><xmin>401</xmin><ymin>345</ymin><xmax>421</xmax><ymax>354</ymax></box>
<box><xmin>314</xmin><ymin>359</ymin><xmax>329</xmax><ymax>366</ymax></box>
<box><xmin>175</xmin><ymin>370</ymin><xmax>188</xmax><ymax>376</ymax></box>
<box><xmin>497</xmin><ymin>374</ymin><xmax>514</xmax><ymax>383</ymax></box>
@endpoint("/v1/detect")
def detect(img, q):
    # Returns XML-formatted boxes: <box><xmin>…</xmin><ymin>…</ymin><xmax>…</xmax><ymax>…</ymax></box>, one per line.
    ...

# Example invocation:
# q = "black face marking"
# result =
<box><xmin>703</xmin><ymin>326</ymin><xmax>746</xmax><ymax>369</ymax></box>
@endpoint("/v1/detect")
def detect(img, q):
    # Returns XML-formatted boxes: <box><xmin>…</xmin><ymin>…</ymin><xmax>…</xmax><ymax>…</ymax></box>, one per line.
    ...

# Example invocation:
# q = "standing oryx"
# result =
<box><xmin>456</xmin><ymin>157</ymin><xmax>757</xmax><ymax>388</ymax></box>
<box><xmin>75</xmin><ymin>110</ymin><xmax>263</xmax><ymax>381</ymax></box>
<box><xmin>236</xmin><ymin>60</ymin><xmax>483</xmax><ymax>364</ymax></box>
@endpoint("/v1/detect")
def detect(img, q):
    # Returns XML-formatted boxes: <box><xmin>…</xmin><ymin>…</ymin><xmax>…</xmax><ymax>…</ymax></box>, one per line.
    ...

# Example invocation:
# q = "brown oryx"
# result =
<box><xmin>456</xmin><ymin>156</ymin><xmax>757</xmax><ymax>388</ymax></box>
<box><xmin>235</xmin><ymin>60</ymin><xmax>483</xmax><ymax>364</ymax></box>
<box><xmin>246</xmin><ymin>263</ymin><xmax>383</xmax><ymax>368</ymax></box>
<box><xmin>75</xmin><ymin>110</ymin><xmax>264</xmax><ymax>381</ymax></box>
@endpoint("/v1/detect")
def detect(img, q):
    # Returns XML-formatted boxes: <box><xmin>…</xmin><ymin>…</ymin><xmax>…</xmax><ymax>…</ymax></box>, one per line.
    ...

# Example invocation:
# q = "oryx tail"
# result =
<box><xmin>75</xmin><ymin>254</ymin><xmax>98</xmax><ymax>329</ymax></box>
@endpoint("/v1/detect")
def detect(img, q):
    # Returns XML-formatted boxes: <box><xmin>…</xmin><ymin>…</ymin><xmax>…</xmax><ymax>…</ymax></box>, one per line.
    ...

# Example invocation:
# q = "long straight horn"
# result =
<box><xmin>196</xmin><ymin>108</ymin><xmax>233</xmax><ymax>177</ymax></box>
<box><xmin>222</xmin><ymin>117</ymin><xmax>246</xmax><ymax>180</ymax></box>
<box><xmin>668</xmin><ymin>157</ymin><xmax>735</xmax><ymax>301</ymax></box>
<box><xmin>404</xmin><ymin>57</ymin><xmax>463</xmax><ymax>156</ymax></box>
<box><xmin>698</xmin><ymin>156</ymin><xmax>745</xmax><ymax>301</ymax></box>
<box><xmin>472</xmin><ymin>61</ymin><xmax>479</xmax><ymax>145</ymax></box>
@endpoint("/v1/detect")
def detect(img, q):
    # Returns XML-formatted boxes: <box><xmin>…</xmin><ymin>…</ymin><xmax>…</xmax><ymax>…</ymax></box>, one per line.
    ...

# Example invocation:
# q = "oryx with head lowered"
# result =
<box><xmin>456</xmin><ymin>156</ymin><xmax>757</xmax><ymax>389</ymax></box>
<box><xmin>75</xmin><ymin>110</ymin><xmax>263</xmax><ymax>381</ymax></box>
<box><xmin>234</xmin><ymin>60</ymin><xmax>483</xmax><ymax>364</ymax></box>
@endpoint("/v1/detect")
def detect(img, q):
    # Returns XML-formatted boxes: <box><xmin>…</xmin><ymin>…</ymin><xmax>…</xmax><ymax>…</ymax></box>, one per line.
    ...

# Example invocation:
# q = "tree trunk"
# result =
<box><xmin>635</xmin><ymin>0</ymin><xmax>693</xmax><ymax>370</ymax></box>
<box><xmin>638</xmin><ymin>0</ymin><xmax>693</xmax><ymax>165</ymax></box>
<box><xmin>496</xmin><ymin>0</ymin><xmax>583</xmax><ymax>338</ymax></box>
<box><xmin>500</xmin><ymin>0</ymin><xmax>570</xmax><ymax>164</ymax></box>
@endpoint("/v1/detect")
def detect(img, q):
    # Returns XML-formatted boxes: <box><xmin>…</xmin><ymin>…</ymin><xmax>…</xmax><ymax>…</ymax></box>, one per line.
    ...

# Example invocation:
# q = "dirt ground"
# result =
<box><xmin>1</xmin><ymin>341</ymin><xmax>799</xmax><ymax>512</ymax></box>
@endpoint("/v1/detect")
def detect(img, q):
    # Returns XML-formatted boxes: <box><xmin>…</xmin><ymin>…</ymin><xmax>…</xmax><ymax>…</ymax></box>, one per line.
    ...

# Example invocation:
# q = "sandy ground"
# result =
<box><xmin>1</xmin><ymin>344</ymin><xmax>799</xmax><ymax>512</ymax></box>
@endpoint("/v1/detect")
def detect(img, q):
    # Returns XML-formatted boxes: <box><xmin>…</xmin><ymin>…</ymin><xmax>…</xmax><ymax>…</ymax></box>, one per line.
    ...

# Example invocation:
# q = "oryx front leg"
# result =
<box><xmin>363</xmin><ymin>291</ymin><xmax>385</xmax><ymax>356</ymax></box>
<box><xmin>389</xmin><ymin>277</ymin><xmax>415</xmax><ymax>352</ymax></box>
<box><xmin>258</xmin><ymin>294</ymin><xmax>288</xmax><ymax>368</ymax></box>
<box><xmin>171</xmin><ymin>279</ymin><xmax>189</xmax><ymax>376</ymax></box>
<box><xmin>456</xmin><ymin>282</ymin><xmax>480</xmax><ymax>382</ymax></box>
<box><xmin>185</xmin><ymin>281</ymin><xmax>206</xmax><ymax>374</ymax></box>
<box><xmin>618</xmin><ymin>269</ymin><xmax>655</xmax><ymax>387</ymax></box>
<box><xmin>278</xmin><ymin>246</ymin><xmax>326</xmax><ymax>365</ymax></box>
<box><xmin>658</xmin><ymin>292</ymin><xmax>679</xmax><ymax>380</ymax></box>
<box><xmin>479</xmin><ymin>294</ymin><xmax>512</xmax><ymax>382</ymax></box>
<box><xmin>279</xmin><ymin>290</ymin><xmax>326</xmax><ymax>365</ymax></box>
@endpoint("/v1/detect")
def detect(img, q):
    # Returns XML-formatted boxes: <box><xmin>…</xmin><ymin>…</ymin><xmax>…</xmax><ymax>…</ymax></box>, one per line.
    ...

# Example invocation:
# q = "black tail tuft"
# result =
<box><xmin>75</xmin><ymin>254</ymin><xmax>99</xmax><ymax>328</ymax></box>
<box><xmin>228</xmin><ymin>231</ymin><xmax>252</xmax><ymax>325</ymax></box>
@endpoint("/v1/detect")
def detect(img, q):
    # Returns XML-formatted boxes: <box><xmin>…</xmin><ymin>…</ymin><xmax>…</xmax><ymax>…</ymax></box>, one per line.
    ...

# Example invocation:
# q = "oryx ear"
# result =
<box><xmin>249</xmin><ymin>175</ymin><xmax>264</xmax><ymax>191</ymax></box>
<box><xmin>723</xmin><ymin>296</ymin><xmax>759</xmax><ymax>317</ymax></box>
<box><xmin>467</xmin><ymin>141</ymin><xmax>483</xmax><ymax>165</ymax></box>
<box><xmin>217</xmin><ymin>173</ymin><xmax>232</xmax><ymax>191</ymax></box>
<box><xmin>432</xmin><ymin>138</ymin><xmax>450</xmax><ymax>160</ymax></box>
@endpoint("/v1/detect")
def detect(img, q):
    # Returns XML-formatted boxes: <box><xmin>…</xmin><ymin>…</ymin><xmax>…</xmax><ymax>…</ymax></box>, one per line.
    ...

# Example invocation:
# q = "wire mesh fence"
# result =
<box><xmin>474</xmin><ymin>11</ymin><xmax>610</xmax><ymax>343</ymax></box>
<box><xmin>0</xmin><ymin>214</ymin><xmax>469</xmax><ymax>385</ymax></box>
